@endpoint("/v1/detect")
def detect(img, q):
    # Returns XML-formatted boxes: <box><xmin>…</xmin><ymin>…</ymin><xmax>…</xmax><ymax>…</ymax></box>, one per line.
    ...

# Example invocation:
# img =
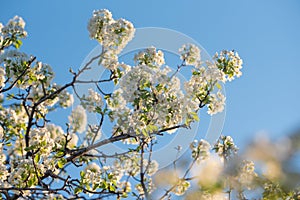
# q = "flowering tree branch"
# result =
<box><xmin>1</xmin><ymin>8</ymin><xmax>298</xmax><ymax>200</ymax></box>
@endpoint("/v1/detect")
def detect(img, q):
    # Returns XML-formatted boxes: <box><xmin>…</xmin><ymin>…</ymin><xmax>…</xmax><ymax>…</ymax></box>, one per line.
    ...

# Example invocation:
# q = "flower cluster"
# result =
<box><xmin>88</xmin><ymin>9</ymin><xmax>135</xmax><ymax>54</ymax></box>
<box><xmin>238</xmin><ymin>160</ymin><xmax>257</xmax><ymax>189</ymax></box>
<box><xmin>0</xmin><ymin>16</ymin><xmax>27</xmax><ymax>52</ymax></box>
<box><xmin>207</xmin><ymin>91</ymin><xmax>226</xmax><ymax>115</ymax></box>
<box><xmin>214</xmin><ymin>50</ymin><xmax>243</xmax><ymax>81</ymax></box>
<box><xmin>145</xmin><ymin>160</ymin><xmax>159</xmax><ymax>176</ymax></box>
<box><xmin>87</xmin><ymin>9</ymin><xmax>134</xmax><ymax>78</ymax></box>
<box><xmin>69</xmin><ymin>105</ymin><xmax>87</xmax><ymax>133</ymax></box>
<box><xmin>29</xmin><ymin>128</ymin><xmax>56</xmax><ymax>156</ymax></box>
<box><xmin>46</xmin><ymin>124</ymin><xmax>70</xmax><ymax>149</ymax></box>
<box><xmin>0</xmin><ymin>50</ymin><xmax>30</xmax><ymax>89</ymax></box>
<box><xmin>0</xmin><ymin>67</ymin><xmax>5</xmax><ymax>88</ymax></box>
<box><xmin>213</xmin><ymin>135</ymin><xmax>238</xmax><ymax>160</ymax></box>
<box><xmin>134</xmin><ymin>46</ymin><xmax>165</xmax><ymax>67</ymax></box>
<box><xmin>0</xmin><ymin>10</ymin><xmax>250</xmax><ymax>200</ymax></box>
<box><xmin>78</xmin><ymin>162</ymin><xmax>131</xmax><ymax>197</ymax></box>
<box><xmin>84</xmin><ymin>125</ymin><xmax>102</xmax><ymax>144</ymax></box>
<box><xmin>9</xmin><ymin>158</ymin><xmax>42</xmax><ymax>188</ymax></box>
<box><xmin>0</xmin><ymin>144</ymin><xmax>8</xmax><ymax>186</ymax></box>
<box><xmin>0</xmin><ymin>106</ymin><xmax>27</xmax><ymax>137</ymax></box>
<box><xmin>184</xmin><ymin>64</ymin><xmax>225</xmax><ymax>115</ymax></box>
<box><xmin>185</xmin><ymin>191</ymin><xmax>227</xmax><ymax>200</ymax></box>
<box><xmin>81</xmin><ymin>89</ymin><xmax>103</xmax><ymax>112</ymax></box>
<box><xmin>107</xmin><ymin>49</ymin><xmax>190</xmax><ymax>138</ymax></box>
<box><xmin>190</xmin><ymin>139</ymin><xmax>211</xmax><ymax>161</ymax></box>
<box><xmin>179</xmin><ymin>43</ymin><xmax>201</xmax><ymax>66</ymax></box>
<box><xmin>173</xmin><ymin>180</ymin><xmax>191</xmax><ymax>196</ymax></box>
<box><xmin>193</xmin><ymin>155</ymin><xmax>224</xmax><ymax>191</ymax></box>
<box><xmin>57</xmin><ymin>89</ymin><xmax>74</xmax><ymax>108</ymax></box>
<box><xmin>114</xmin><ymin>154</ymin><xmax>159</xmax><ymax>178</ymax></box>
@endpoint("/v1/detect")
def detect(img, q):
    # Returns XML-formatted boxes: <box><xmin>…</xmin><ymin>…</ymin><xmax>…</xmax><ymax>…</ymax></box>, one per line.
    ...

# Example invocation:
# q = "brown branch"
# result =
<box><xmin>66</xmin><ymin>134</ymin><xmax>132</xmax><ymax>162</ymax></box>
<box><xmin>24</xmin><ymin>53</ymin><xmax>103</xmax><ymax>157</ymax></box>
<box><xmin>140</xmin><ymin>143</ymin><xmax>149</xmax><ymax>199</ymax></box>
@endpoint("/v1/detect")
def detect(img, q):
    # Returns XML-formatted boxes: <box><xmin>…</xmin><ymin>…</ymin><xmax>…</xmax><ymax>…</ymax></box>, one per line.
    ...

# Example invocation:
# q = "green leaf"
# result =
<box><xmin>184</xmin><ymin>118</ymin><xmax>191</xmax><ymax>127</ymax></box>
<box><xmin>114</xmin><ymin>78</ymin><xmax>118</xmax><ymax>85</ymax></box>
<box><xmin>34</xmin><ymin>154</ymin><xmax>40</xmax><ymax>163</ymax></box>
<box><xmin>190</xmin><ymin>112</ymin><xmax>200</xmax><ymax>121</ymax></box>
<box><xmin>95</xmin><ymin>106</ymin><xmax>102</xmax><ymax>113</ymax></box>
<box><xmin>55</xmin><ymin>151</ymin><xmax>65</xmax><ymax>158</ymax></box>
<box><xmin>28</xmin><ymin>178</ymin><xmax>34</xmax><ymax>187</ymax></box>
<box><xmin>14</xmin><ymin>39</ymin><xmax>22</xmax><ymax>49</ymax></box>
<box><xmin>57</xmin><ymin>161</ymin><xmax>63</xmax><ymax>168</ymax></box>
<box><xmin>107</xmin><ymin>173</ymin><xmax>114</xmax><ymax>179</ymax></box>
<box><xmin>192</xmin><ymin>71</ymin><xmax>200</xmax><ymax>75</ymax></box>
<box><xmin>93</xmin><ymin>183</ymin><xmax>100</xmax><ymax>190</ymax></box>
<box><xmin>24</xmin><ymin>145</ymin><xmax>35</xmax><ymax>151</ymax></box>
<box><xmin>121</xmin><ymin>193</ymin><xmax>128</xmax><ymax>198</ymax></box>
<box><xmin>74</xmin><ymin>187</ymin><xmax>82</xmax><ymax>194</ymax></box>
<box><xmin>216</xmin><ymin>82</ymin><xmax>222</xmax><ymax>89</ymax></box>
<box><xmin>109</xmin><ymin>184</ymin><xmax>116</xmax><ymax>192</ymax></box>
<box><xmin>147</xmin><ymin>124</ymin><xmax>158</xmax><ymax>133</ymax></box>
<box><xmin>80</xmin><ymin>171</ymin><xmax>85</xmax><ymax>178</ymax></box>
<box><xmin>57</xmin><ymin>158</ymin><xmax>67</xmax><ymax>168</ymax></box>
<box><xmin>100</xmin><ymin>181</ymin><xmax>108</xmax><ymax>189</ymax></box>
<box><xmin>141</xmin><ymin>128</ymin><xmax>148</xmax><ymax>136</ymax></box>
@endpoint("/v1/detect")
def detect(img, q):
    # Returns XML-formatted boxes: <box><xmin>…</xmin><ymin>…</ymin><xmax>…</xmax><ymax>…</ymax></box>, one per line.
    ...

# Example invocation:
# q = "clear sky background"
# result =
<box><xmin>1</xmin><ymin>0</ymin><xmax>300</xmax><ymax>148</ymax></box>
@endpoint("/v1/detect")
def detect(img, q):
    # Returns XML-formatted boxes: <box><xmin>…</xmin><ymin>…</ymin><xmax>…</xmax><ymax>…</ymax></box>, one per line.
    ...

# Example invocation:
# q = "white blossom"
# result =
<box><xmin>213</xmin><ymin>135</ymin><xmax>238</xmax><ymax>159</ymax></box>
<box><xmin>69</xmin><ymin>105</ymin><xmax>87</xmax><ymax>133</ymax></box>
<box><xmin>99</xmin><ymin>51</ymin><xmax>118</xmax><ymax>70</ymax></box>
<box><xmin>134</xmin><ymin>46</ymin><xmax>165</xmax><ymax>67</ymax></box>
<box><xmin>173</xmin><ymin>180</ymin><xmax>190</xmax><ymax>196</ymax></box>
<box><xmin>29</xmin><ymin>128</ymin><xmax>55</xmax><ymax>156</ymax></box>
<box><xmin>46</xmin><ymin>124</ymin><xmax>65</xmax><ymax>149</ymax></box>
<box><xmin>179</xmin><ymin>43</ymin><xmax>201</xmax><ymax>66</ymax></box>
<box><xmin>192</xmin><ymin>155</ymin><xmax>223</xmax><ymax>188</ymax></box>
<box><xmin>87</xmin><ymin>9</ymin><xmax>112</xmax><ymax>40</ymax></box>
<box><xmin>85</xmin><ymin>162</ymin><xmax>101</xmax><ymax>172</ymax></box>
<box><xmin>207</xmin><ymin>91</ymin><xmax>226</xmax><ymax>115</ymax></box>
<box><xmin>1</xmin><ymin>16</ymin><xmax>27</xmax><ymax>38</ymax></box>
<box><xmin>86</xmin><ymin>125</ymin><xmax>102</xmax><ymax>141</ymax></box>
<box><xmin>0</xmin><ymin>126</ymin><xmax>3</xmax><ymax>140</ymax></box>
<box><xmin>58</xmin><ymin>91</ymin><xmax>74</xmax><ymax>108</ymax></box>
<box><xmin>190</xmin><ymin>139</ymin><xmax>211</xmax><ymax>161</ymax></box>
<box><xmin>81</xmin><ymin>89</ymin><xmax>103</xmax><ymax>112</ymax></box>
<box><xmin>214</xmin><ymin>50</ymin><xmax>243</xmax><ymax>81</ymax></box>
<box><xmin>88</xmin><ymin>9</ymin><xmax>135</xmax><ymax>54</ymax></box>
<box><xmin>145</xmin><ymin>160</ymin><xmax>159</xmax><ymax>176</ymax></box>
<box><xmin>239</xmin><ymin>160</ymin><xmax>257</xmax><ymax>189</ymax></box>
<box><xmin>0</xmin><ymin>10</ymin><xmax>250</xmax><ymax>199</ymax></box>
<box><xmin>0</xmin><ymin>67</ymin><xmax>5</xmax><ymax>89</ymax></box>
<box><xmin>67</xmin><ymin>133</ymin><xmax>78</xmax><ymax>149</ymax></box>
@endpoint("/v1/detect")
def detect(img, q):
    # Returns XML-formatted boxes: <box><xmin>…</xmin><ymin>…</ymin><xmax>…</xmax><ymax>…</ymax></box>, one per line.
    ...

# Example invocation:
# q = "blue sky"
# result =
<box><xmin>1</xmin><ymin>0</ymin><xmax>300</xmax><ymax>148</ymax></box>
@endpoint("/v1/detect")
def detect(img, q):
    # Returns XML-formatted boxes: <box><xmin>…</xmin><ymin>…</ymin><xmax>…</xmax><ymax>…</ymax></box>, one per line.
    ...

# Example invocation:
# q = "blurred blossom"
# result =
<box><xmin>185</xmin><ymin>191</ymin><xmax>228</xmax><ymax>200</ymax></box>
<box><xmin>245</xmin><ymin>133</ymin><xmax>288</xmax><ymax>181</ymax></box>
<box><xmin>69</xmin><ymin>105</ymin><xmax>87</xmax><ymax>133</ymax></box>
<box><xmin>173</xmin><ymin>180</ymin><xmax>190</xmax><ymax>196</ymax></box>
<box><xmin>154</xmin><ymin>170</ymin><xmax>179</xmax><ymax>187</ymax></box>
<box><xmin>192</xmin><ymin>155</ymin><xmax>223</xmax><ymax>189</ymax></box>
